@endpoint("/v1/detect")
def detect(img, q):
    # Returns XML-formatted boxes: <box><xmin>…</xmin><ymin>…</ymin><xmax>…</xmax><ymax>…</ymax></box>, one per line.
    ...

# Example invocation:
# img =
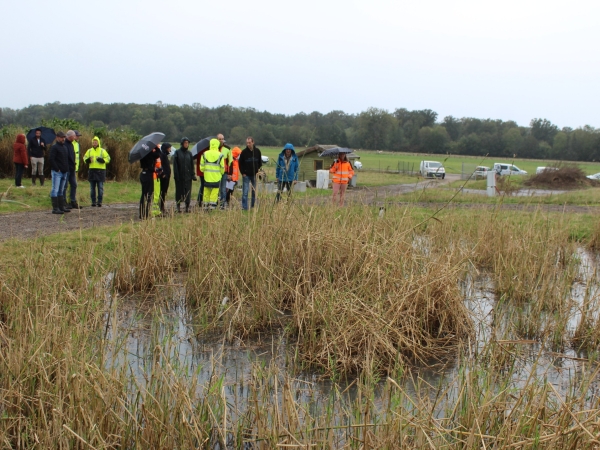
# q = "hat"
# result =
<box><xmin>180</xmin><ymin>137</ymin><xmax>190</xmax><ymax>144</ymax></box>
<box><xmin>162</xmin><ymin>142</ymin><xmax>172</xmax><ymax>151</ymax></box>
<box><xmin>74</xmin><ymin>130</ymin><xmax>82</xmax><ymax>136</ymax></box>
<box><xmin>56</xmin><ymin>131</ymin><xmax>66</xmax><ymax>138</ymax></box>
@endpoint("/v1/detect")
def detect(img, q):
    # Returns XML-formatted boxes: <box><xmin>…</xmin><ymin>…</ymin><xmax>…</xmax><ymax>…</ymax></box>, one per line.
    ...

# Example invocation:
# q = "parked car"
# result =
<box><xmin>261</xmin><ymin>155</ymin><xmax>269</xmax><ymax>163</ymax></box>
<box><xmin>420</xmin><ymin>161</ymin><xmax>446</xmax><ymax>179</ymax></box>
<box><xmin>586</xmin><ymin>172</ymin><xmax>600</xmax><ymax>180</ymax></box>
<box><xmin>536</xmin><ymin>166</ymin><xmax>558</xmax><ymax>174</ymax></box>
<box><xmin>473</xmin><ymin>166</ymin><xmax>490</xmax><ymax>180</ymax></box>
<box><xmin>493</xmin><ymin>163</ymin><xmax>527</xmax><ymax>176</ymax></box>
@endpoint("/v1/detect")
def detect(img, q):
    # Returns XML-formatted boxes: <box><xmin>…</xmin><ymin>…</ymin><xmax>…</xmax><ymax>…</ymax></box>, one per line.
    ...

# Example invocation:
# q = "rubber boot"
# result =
<box><xmin>58</xmin><ymin>196</ymin><xmax>71</xmax><ymax>213</ymax></box>
<box><xmin>71</xmin><ymin>201</ymin><xmax>82</xmax><ymax>209</ymax></box>
<box><xmin>32</xmin><ymin>176</ymin><xmax>36</xmax><ymax>186</ymax></box>
<box><xmin>63</xmin><ymin>197</ymin><xmax>72</xmax><ymax>211</ymax></box>
<box><xmin>51</xmin><ymin>197</ymin><xmax>63</xmax><ymax>215</ymax></box>
<box><xmin>39</xmin><ymin>176</ymin><xmax>45</xmax><ymax>186</ymax></box>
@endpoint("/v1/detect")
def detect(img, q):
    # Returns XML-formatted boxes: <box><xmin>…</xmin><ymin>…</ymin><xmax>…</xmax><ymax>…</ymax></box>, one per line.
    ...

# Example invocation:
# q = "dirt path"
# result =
<box><xmin>0</xmin><ymin>175</ymin><xmax>597</xmax><ymax>242</ymax></box>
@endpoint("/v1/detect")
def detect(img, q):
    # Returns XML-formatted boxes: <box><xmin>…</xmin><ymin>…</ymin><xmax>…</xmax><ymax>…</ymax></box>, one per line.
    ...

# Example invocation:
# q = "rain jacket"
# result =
<box><xmin>65</xmin><ymin>139</ymin><xmax>76</xmax><ymax>172</ymax></box>
<box><xmin>83</xmin><ymin>137</ymin><xmax>110</xmax><ymax>182</ymax></box>
<box><xmin>330</xmin><ymin>158</ymin><xmax>354</xmax><ymax>184</ymax></box>
<box><xmin>49</xmin><ymin>140</ymin><xmax>69</xmax><ymax>173</ymax></box>
<box><xmin>159</xmin><ymin>147</ymin><xmax>171</xmax><ymax>179</ymax></box>
<box><xmin>83</xmin><ymin>137</ymin><xmax>111</xmax><ymax>170</ymax></box>
<box><xmin>276</xmin><ymin>143</ymin><xmax>299</xmax><ymax>182</ymax></box>
<box><xmin>239</xmin><ymin>145</ymin><xmax>262</xmax><ymax>176</ymax></box>
<box><xmin>13</xmin><ymin>134</ymin><xmax>28</xmax><ymax>165</ymax></box>
<box><xmin>228</xmin><ymin>147</ymin><xmax>241</xmax><ymax>182</ymax></box>
<box><xmin>173</xmin><ymin>144</ymin><xmax>195</xmax><ymax>182</ymax></box>
<box><xmin>28</xmin><ymin>134</ymin><xmax>46</xmax><ymax>158</ymax></box>
<box><xmin>200</xmin><ymin>139</ymin><xmax>225</xmax><ymax>188</ymax></box>
<box><xmin>219</xmin><ymin>144</ymin><xmax>232</xmax><ymax>173</ymax></box>
<box><xmin>73</xmin><ymin>140</ymin><xmax>80</xmax><ymax>172</ymax></box>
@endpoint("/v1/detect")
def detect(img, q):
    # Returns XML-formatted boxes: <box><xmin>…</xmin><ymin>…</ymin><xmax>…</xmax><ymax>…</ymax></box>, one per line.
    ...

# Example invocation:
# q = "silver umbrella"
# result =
<box><xmin>320</xmin><ymin>147</ymin><xmax>353</xmax><ymax>157</ymax></box>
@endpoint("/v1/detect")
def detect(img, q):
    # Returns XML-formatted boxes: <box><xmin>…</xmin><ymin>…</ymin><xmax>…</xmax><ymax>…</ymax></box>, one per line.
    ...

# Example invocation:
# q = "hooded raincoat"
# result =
<box><xmin>83</xmin><ymin>137</ymin><xmax>111</xmax><ymax>181</ymax></box>
<box><xmin>13</xmin><ymin>134</ymin><xmax>28</xmax><ymax>165</ymax></box>
<box><xmin>276</xmin><ymin>143</ymin><xmax>299</xmax><ymax>182</ymax></box>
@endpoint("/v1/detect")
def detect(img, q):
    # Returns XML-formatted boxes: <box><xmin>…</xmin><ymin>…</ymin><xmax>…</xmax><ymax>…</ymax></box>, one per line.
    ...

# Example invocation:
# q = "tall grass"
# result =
<box><xmin>1</xmin><ymin>204</ymin><xmax>599</xmax><ymax>447</ymax></box>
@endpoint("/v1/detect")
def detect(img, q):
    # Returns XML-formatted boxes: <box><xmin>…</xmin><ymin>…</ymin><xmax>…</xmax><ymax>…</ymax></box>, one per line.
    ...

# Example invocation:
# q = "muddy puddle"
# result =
<box><xmin>102</xmin><ymin>248</ymin><xmax>600</xmax><ymax>412</ymax></box>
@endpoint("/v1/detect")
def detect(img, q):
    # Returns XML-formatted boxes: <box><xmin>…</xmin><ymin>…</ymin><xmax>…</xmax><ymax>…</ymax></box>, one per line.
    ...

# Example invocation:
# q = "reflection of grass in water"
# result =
<box><xmin>3</xmin><ymin>205</ymin><xmax>600</xmax><ymax>446</ymax></box>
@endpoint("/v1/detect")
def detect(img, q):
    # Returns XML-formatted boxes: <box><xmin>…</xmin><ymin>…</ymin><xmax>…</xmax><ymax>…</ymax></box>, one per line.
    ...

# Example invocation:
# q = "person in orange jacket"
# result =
<box><xmin>225</xmin><ymin>146</ymin><xmax>241</xmax><ymax>204</ymax></box>
<box><xmin>329</xmin><ymin>152</ymin><xmax>354</xmax><ymax>206</ymax></box>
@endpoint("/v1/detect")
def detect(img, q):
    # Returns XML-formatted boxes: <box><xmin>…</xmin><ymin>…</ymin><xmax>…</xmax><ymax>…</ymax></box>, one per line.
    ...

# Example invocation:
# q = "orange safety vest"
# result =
<box><xmin>231</xmin><ymin>147</ymin><xmax>241</xmax><ymax>182</ymax></box>
<box><xmin>330</xmin><ymin>160</ymin><xmax>354</xmax><ymax>184</ymax></box>
<box><xmin>153</xmin><ymin>155</ymin><xmax>162</xmax><ymax>180</ymax></box>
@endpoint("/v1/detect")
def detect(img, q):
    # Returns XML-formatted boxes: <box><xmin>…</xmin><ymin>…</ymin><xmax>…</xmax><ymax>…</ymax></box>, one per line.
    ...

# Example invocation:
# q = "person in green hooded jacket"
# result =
<box><xmin>83</xmin><ymin>136</ymin><xmax>110</xmax><ymax>207</ymax></box>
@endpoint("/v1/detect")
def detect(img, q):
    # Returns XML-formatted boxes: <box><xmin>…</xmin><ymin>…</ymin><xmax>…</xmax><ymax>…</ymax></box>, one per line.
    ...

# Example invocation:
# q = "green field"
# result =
<box><xmin>259</xmin><ymin>146</ymin><xmax>600</xmax><ymax>176</ymax></box>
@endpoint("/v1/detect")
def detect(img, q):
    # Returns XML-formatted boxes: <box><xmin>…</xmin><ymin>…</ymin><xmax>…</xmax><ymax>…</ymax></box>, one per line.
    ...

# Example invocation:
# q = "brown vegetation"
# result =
<box><xmin>525</xmin><ymin>164</ymin><xmax>597</xmax><ymax>188</ymax></box>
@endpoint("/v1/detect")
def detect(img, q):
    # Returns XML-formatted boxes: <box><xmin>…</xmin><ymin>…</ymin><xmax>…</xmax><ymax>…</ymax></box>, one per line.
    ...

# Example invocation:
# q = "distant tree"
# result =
<box><xmin>442</xmin><ymin>116</ymin><xmax>461</xmax><ymax>141</ymax></box>
<box><xmin>418</xmin><ymin>126</ymin><xmax>450</xmax><ymax>153</ymax></box>
<box><xmin>530</xmin><ymin>118</ymin><xmax>558</xmax><ymax>144</ymax></box>
<box><xmin>356</xmin><ymin>108</ymin><xmax>397</xmax><ymax>150</ymax></box>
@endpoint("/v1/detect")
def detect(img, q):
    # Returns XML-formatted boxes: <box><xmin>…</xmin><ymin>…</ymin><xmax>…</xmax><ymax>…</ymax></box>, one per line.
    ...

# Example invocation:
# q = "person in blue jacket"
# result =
<box><xmin>275</xmin><ymin>143</ymin><xmax>299</xmax><ymax>202</ymax></box>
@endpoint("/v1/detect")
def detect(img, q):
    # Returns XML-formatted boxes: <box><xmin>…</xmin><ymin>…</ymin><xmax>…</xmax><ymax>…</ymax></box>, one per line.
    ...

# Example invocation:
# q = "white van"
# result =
<box><xmin>420</xmin><ymin>161</ymin><xmax>446</xmax><ymax>179</ymax></box>
<box><xmin>493</xmin><ymin>163</ymin><xmax>527</xmax><ymax>176</ymax></box>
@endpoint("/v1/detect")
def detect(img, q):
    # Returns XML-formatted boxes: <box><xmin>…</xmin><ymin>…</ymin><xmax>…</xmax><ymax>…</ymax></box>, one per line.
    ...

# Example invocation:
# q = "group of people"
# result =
<box><xmin>12</xmin><ymin>128</ymin><xmax>111</xmax><ymax>214</ymax></box>
<box><xmin>12</xmin><ymin>130</ymin><xmax>355</xmax><ymax>216</ymax></box>
<box><xmin>138</xmin><ymin>135</ymin><xmax>274</xmax><ymax>218</ymax></box>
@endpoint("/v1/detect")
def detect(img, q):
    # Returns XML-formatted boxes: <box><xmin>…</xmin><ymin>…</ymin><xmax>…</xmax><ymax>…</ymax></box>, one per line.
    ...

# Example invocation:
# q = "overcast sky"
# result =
<box><xmin>3</xmin><ymin>0</ymin><xmax>598</xmax><ymax>128</ymax></box>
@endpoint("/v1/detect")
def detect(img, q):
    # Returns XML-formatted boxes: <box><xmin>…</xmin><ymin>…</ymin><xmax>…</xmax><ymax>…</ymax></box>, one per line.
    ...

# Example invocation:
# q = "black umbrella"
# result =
<box><xmin>26</xmin><ymin>126</ymin><xmax>56</xmax><ymax>145</ymax></box>
<box><xmin>320</xmin><ymin>147</ymin><xmax>353</xmax><ymax>157</ymax></box>
<box><xmin>190</xmin><ymin>136</ymin><xmax>216</xmax><ymax>159</ymax></box>
<box><xmin>128</xmin><ymin>132</ymin><xmax>165</xmax><ymax>163</ymax></box>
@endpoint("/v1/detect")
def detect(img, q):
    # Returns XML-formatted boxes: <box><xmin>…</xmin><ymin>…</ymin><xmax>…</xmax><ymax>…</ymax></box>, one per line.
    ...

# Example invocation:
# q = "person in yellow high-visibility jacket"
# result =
<box><xmin>83</xmin><ymin>136</ymin><xmax>110</xmax><ymax>207</ymax></box>
<box><xmin>200</xmin><ymin>138</ymin><xmax>225</xmax><ymax>210</ymax></box>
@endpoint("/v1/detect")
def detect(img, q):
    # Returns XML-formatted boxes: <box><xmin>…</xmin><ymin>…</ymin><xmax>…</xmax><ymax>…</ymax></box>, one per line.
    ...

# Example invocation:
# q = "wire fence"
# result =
<box><xmin>460</xmin><ymin>163</ymin><xmax>478</xmax><ymax>180</ymax></box>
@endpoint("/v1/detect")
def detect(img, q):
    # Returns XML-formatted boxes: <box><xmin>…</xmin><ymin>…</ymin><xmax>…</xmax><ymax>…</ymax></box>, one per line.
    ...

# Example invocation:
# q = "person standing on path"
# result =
<box><xmin>64</xmin><ymin>130</ymin><xmax>82</xmax><ymax>209</ymax></box>
<box><xmin>216</xmin><ymin>134</ymin><xmax>232</xmax><ymax>209</ymax></box>
<box><xmin>139</xmin><ymin>146</ymin><xmax>161</xmax><ymax>219</ymax></box>
<box><xmin>60</xmin><ymin>130</ymin><xmax>77</xmax><ymax>211</ymax></box>
<box><xmin>48</xmin><ymin>131</ymin><xmax>70</xmax><ymax>214</ymax></box>
<box><xmin>329</xmin><ymin>152</ymin><xmax>354</xmax><ymax>207</ymax></box>
<box><xmin>157</xmin><ymin>142</ymin><xmax>172</xmax><ymax>215</ymax></box>
<box><xmin>239</xmin><ymin>137</ymin><xmax>262</xmax><ymax>210</ymax></box>
<box><xmin>13</xmin><ymin>134</ymin><xmax>28</xmax><ymax>188</ymax></box>
<box><xmin>28</xmin><ymin>128</ymin><xmax>46</xmax><ymax>186</ymax></box>
<box><xmin>200</xmin><ymin>138</ymin><xmax>225</xmax><ymax>210</ymax></box>
<box><xmin>173</xmin><ymin>137</ymin><xmax>196</xmax><ymax>213</ymax></box>
<box><xmin>83</xmin><ymin>136</ymin><xmax>110</xmax><ymax>207</ymax></box>
<box><xmin>275</xmin><ymin>143</ymin><xmax>299</xmax><ymax>202</ymax></box>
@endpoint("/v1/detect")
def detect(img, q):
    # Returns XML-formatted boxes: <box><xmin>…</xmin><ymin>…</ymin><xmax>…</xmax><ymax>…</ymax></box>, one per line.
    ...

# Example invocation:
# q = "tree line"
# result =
<box><xmin>1</xmin><ymin>102</ymin><xmax>599</xmax><ymax>161</ymax></box>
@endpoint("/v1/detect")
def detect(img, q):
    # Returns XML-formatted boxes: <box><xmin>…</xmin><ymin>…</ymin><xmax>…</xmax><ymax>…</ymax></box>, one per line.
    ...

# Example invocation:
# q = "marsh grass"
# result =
<box><xmin>2</xmin><ymin>204</ymin><xmax>600</xmax><ymax>447</ymax></box>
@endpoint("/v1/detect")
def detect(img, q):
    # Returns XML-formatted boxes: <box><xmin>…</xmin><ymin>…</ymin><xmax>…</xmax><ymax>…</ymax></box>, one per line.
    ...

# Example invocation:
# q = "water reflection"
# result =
<box><xmin>103</xmin><ymin>248</ymin><xmax>600</xmax><ymax>414</ymax></box>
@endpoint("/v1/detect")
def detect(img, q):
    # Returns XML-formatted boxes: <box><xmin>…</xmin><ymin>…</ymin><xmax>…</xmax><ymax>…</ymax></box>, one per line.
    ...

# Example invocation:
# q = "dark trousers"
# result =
<box><xmin>226</xmin><ymin>181</ymin><xmax>237</xmax><ymax>203</ymax></box>
<box><xmin>159</xmin><ymin>178</ymin><xmax>169</xmax><ymax>213</ymax></box>
<box><xmin>62</xmin><ymin>170</ymin><xmax>77</xmax><ymax>202</ymax></box>
<box><xmin>90</xmin><ymin>181</ymin><xmax>104</xmax><ymax>204</ymax></box>
<box><xmin>176</xmin><ymin>180</ymin><xmax>192</xmax><ymax>209</ymax></box>
<box><xmin>14</xmin><ymin>163</ymin><xmax>24</xmax><ymax>187</ymax></box>
<box><xmin>196</xmin><ymin>176</ymin><xmax>205</xmax><ymax>204</ymax></box>
<box><xmin>276</xmin><ymin>181</ymin><xmax>293</xmax><ymax>202</ymax></box>
<box><xmin>139</xmin><ymin>171</ymin><xmax>154</xmax><ymax>219</ymax></box>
